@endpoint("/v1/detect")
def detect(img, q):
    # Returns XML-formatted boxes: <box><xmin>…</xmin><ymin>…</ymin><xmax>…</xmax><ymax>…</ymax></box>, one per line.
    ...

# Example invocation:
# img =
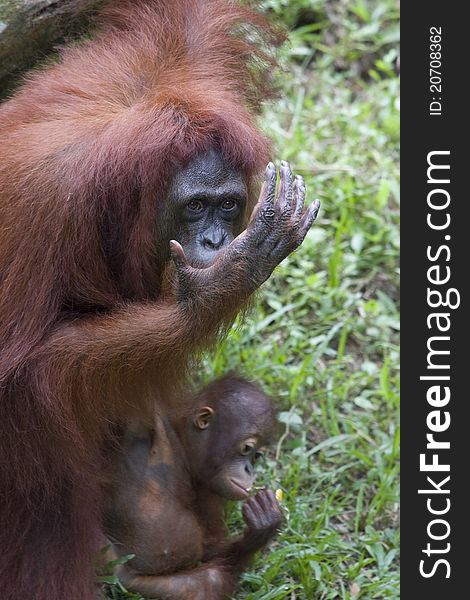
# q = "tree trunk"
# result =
<box><xmin>0</xmin><ymin>0</ymin><xmax>105</xmax><ymax>99</ymax></box>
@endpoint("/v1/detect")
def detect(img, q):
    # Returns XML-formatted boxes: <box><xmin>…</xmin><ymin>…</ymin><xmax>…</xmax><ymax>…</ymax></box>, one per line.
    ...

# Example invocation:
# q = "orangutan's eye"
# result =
<box><xmin>187</xmin><ymin>199</ymin><xmax>204</xmax><ymax>212</ymax></box>
<box><xmin>221</xmin><ymin>199</ymin><xmax>237</xmax><ymax>211</ymax></box>
<box><xmin>240</xmin><ymin>441</ymin><xmax>255</xmax><ymax>456</ymax></box>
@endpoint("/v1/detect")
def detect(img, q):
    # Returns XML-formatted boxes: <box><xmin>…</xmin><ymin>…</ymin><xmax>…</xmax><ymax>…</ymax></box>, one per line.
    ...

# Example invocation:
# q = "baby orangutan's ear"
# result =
<box><xmin>194</xmin><ymin>406</ymin><xmax>215</xmax><ymax>430</ymax></box>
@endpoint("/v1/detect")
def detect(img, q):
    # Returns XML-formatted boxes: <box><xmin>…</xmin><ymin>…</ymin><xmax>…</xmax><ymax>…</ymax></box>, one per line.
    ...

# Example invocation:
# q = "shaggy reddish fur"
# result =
<box><xmin>0</xmin><ymin>2</ymin><xmax>282</xmax><ymax>598</ymax></box>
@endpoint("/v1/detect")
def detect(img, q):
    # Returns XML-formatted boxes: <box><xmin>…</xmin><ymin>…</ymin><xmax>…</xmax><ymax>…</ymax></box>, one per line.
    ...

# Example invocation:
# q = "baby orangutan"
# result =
<box><xmin>103</xmin><ymin>377</ymin><xmax>282</xmax><ymax>599</ymax></box>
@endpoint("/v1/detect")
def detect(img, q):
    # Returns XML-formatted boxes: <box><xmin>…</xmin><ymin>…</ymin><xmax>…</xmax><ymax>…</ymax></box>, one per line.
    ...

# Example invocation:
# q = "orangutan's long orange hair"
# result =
<box><xmin>0</xmin><ymin>2</ymin><xmax>282</xmax><ymax>597</ymax></box>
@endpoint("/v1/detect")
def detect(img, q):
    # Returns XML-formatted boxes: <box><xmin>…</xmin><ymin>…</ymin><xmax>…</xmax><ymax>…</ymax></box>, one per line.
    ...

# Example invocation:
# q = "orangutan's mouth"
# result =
<box><xmin>230</xmin><ymin>479</ymin><xmax>251</xmax><ymax>498</ymax></box>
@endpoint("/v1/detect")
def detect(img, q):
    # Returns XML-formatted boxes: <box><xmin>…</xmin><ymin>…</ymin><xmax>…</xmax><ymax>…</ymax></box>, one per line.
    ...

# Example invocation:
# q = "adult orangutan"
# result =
<box><xmin>104</xmin><ymin>376</ymin><xmax>282</xmax><ymax>600</ymax></box>
<box><xmin>0</xmin><ymin>1</ymin><xmax>320</xmax><ymax>599</ymax></box>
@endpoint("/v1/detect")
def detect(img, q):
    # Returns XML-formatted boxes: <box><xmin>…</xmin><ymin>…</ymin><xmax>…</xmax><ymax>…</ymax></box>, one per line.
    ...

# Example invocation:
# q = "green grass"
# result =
<box><xmin>104</xmin><ymin>1</ymin><xmax>400</xmax><ymax>598</ymax></box>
